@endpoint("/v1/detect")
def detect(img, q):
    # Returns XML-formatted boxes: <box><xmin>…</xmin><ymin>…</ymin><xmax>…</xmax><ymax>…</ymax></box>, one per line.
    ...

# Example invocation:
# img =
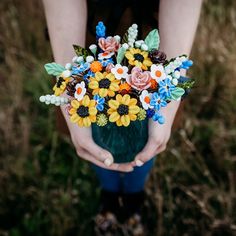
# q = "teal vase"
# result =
<box><xmin>92</xmin><ymin>119</ymin><xmax>149</xmax><ymax>163</ymax></box>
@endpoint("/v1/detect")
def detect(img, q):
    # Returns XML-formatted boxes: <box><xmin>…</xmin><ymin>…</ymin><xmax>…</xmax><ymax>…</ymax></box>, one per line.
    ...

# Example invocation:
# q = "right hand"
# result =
<box><xmin>69</xmin><ymin>125</ymin><xmax>134</xmax><ymax>172</ymax></box>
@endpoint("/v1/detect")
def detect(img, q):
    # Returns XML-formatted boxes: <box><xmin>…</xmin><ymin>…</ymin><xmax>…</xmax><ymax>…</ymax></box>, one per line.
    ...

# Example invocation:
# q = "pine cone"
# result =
<box><xmin>149</xmin><ymin>49</ymin><xmax>167</xmax><ymax>64</ymax></box>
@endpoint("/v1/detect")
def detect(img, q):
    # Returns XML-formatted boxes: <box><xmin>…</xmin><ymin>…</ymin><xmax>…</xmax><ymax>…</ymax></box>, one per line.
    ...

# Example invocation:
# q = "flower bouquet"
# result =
<box><xmin>40</xmin><ymin>22</ymin><xmax>194</xmax><ymax>163</ymax></box>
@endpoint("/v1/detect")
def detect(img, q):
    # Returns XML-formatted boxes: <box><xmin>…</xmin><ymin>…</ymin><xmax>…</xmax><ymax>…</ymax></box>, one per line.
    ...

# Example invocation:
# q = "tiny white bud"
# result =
<box><xmin>65</xmin><ymin>63</ymin><xmax>72</xmax><ymax>70</ymax></box>
<box><xmin>174</xmin><ymin>70</ymin><xmax>181</xmax><ymax>79</ymax></box>
<box><xmin>45</xmin><ymin>101</ymin><xmax>50</xmax><ymax>105</ymax></box>
<box><xmin>61</xmin><ymin>70</ymin><xmax>71</xmax><ymax>78</ymax></box>
<box><xmin>39</xmin><ymin>96</ymin><xmax>45</xmax><ymax>102</ymax></box>
<box><xmin>128</xmin><ymin>42</ymin><xmax>133</xmax><ymax>47</ymax></box>
<box><xmin>51</xmin><ymin>97</ymin><xmax>56</xmax><ymax>104</ymax></box>
<box><xmin>132</xmin><ymin>24</ymin><xmax>138</xmax><ymax>29</ymax></box>
<box><xmin>122</xmin><ymin>43</ymin><xmax>129</xmax><ymax>50</ymax></box>
<box><xmin>76</xmin><ymin>56</ymin><xmax>84</xmax><ymax>63</ymax></box>
<box><xmin>172</xmin><ymin>78</ymin><xmax>178</xmax><ymax>86</ymax></box>
<box><xmin>86</xmin><ymin>55</ymin><xmax>94</xmax><ymax>63</ymax></box>
<box><xmin>135</xmin><ymin>41</ymin><xmax>142</xmax><ymax>48</ymax></box>
<box><xmin>129</xmin><ymin>38</ymin><xmax>135</xmax><ymax>44</ymax></box>
<box><xmin>114</xmin><ymin>35</ymin><xmax>121</xmax><ymax>42</ymax></box>
<box><xmin>72</xmin><ymin>56</ymin><xmax>78</xmax><ymax>63</ymax></box>
<box><xmin>141</xmin><ymin>44</ymin><xmax>148</xmax><ymax>51</ymax></box>
<box><xmin>45</xmin><ymin>95</ymin><xmax>51</xmax><ymax>101</ymax></box>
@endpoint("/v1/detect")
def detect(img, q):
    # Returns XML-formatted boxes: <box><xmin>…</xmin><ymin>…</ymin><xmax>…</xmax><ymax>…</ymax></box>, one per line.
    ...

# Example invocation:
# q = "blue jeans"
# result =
<box><xmin>92</xmin><ymin>158</ymin><xmax>154</xmax><ymax>193</ymax></box>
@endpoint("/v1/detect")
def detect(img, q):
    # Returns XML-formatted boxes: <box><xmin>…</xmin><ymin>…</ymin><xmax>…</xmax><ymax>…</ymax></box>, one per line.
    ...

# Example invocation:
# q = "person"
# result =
<box><xmin>42</xmin><ymin>0</ymin><xmax>202</xmax><ymax>234</ymax></box>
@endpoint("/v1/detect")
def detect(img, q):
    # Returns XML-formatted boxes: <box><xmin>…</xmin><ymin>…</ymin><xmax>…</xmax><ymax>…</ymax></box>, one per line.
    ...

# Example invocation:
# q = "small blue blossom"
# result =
<box><xmin>93</xmin><ymin>94</ymin><xmax>105</xmax><ymax>111</ymax></box>
<box><xmin>150</xmin><ymin>92</ymin><xmax>167</xmax><ymax>111</ymax></box>
<box><xmin>180</xmin><ymin>60</ymin><xmax>193</xmax><ymax>69</ymax></box>
<box><xmin>152</xmin><ymin>112</ymin><xmax>165</xmax><ymax>124</ymax></box>
<box><xmin>96</xmin><ymin>21</ymin><xmax>106</xmax><ymax>39</ymax></box>
<box><xmin>158</xmin><ymin>78</ymin><xmax>176</xmax><ymax>98</ymax></box>
<box><xmin>71</xmin><ymin>62</ymin><xmax>90</xmax><ymax>75</ymax></box>
<box><xmin>83</xmin><ymin>70</ymin><xmax>95</xmax><ymax>81</ymax></box>
<box><xmin>99</xmin><ymin>58</ymin><xmax>114</xmax><ymax>67</ymax></box>
<box><xmin>146</xmin><ymin>109</ymin><xmax>155</xmax><ymax>118</ymax></box>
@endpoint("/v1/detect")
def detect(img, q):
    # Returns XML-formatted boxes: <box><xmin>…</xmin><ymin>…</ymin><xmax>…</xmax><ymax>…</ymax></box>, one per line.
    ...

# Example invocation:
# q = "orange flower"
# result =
<box><xmin>150</xmin><ymin>79</ymin><xmax>158</xmax><ymax>89</ymax></box>
<box><xmin>90</xmin><ymin>61</ymin><xmax>103</xmax><ymax>73</ymax></box>
<box><xmin>119</xmin><ymin>83</ymin><xmax>131</xmax><ymax>95</ymax></box>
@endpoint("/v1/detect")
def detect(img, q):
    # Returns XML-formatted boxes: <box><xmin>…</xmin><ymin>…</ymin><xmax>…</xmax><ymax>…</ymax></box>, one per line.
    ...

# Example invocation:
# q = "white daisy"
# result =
<box><xmin>111</xmin><ymin>64</ymin><xmax>128</xmax><ymax>80</ymax></box>
<box><xmin>74</xmin><ymin>81</ymin><xmax>86</xmax><ymax>101</ymax></box>
<box><xmin>150</xmin><ymin>64</ymin><xmax>166</xmax><ymax>82</ymax></box>
<box><xmin>98</xmin><ymin>51</ymin><xmax>114</xmax><ymax>60</ymax></box>
<box><xmin>140</xmin><ymin>90</ymin><xmax>153</xmax><ymax>110</ymax></box>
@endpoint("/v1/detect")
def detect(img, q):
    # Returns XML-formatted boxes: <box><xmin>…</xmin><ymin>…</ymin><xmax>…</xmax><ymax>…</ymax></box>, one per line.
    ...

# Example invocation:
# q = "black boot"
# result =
<box><xmin>94</xmin><ymin>190</ymin><xmax>123</xmax><ymax>235</ymax></box>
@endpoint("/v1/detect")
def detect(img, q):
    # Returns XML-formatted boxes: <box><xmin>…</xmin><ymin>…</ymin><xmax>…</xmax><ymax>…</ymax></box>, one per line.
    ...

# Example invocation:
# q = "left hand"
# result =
<box><xmin>132</xmin><ymin>119</ymin><xmax>172</xmax><ymax>166</ymax></box>
<box><xmin>132</xmin><ymin>100</ymin><xmax>180</xmax><ymax>166</ymax></box>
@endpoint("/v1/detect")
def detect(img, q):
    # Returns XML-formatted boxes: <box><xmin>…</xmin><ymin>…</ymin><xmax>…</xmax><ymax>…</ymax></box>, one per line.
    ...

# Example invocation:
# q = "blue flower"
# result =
<box><xmin>83</xmin><ymin>70</ymin><xmax>95</xmax><ymax>82</ymax></box>
<box><xmin>71</xmin><ymin>62</ymin><xmax>90</xmax><ymax>75</ymax></box>
<box><xmin>93</xmin><ymin>94</ymin><xmax>105</xmax><ymax>111</ymax></box>
<box><xmin>96</xmin><ymin>21</ymin><xmax>106</xmax><ymax>39</ymax></box>
<box><xmin>180</xmin><ymin>60</ymin><xmax>193</xmax><ymax>69</ymax></box>
<box><xmin>99</xmin><ymin>58</ymin><xmax>114</xmax><ymax>67</ymax></box>
<box><xmin>150</xmin><ymin>92</ymin><xmax>167</xmax><ymax>111</ymax></box>
<box><xmin>152</xmin><ymin>112</ymin><xmax>165</xmax><ymax>124</ymax></box>
<box><xmin>146</xmin><ymin>109</ymin><xmax>155</xmax><ymax>118</ymax></box>
<box><xmin>158</xmin><ymin>78</ymin><xmax>176</xmax><ymax>98</ymax></box>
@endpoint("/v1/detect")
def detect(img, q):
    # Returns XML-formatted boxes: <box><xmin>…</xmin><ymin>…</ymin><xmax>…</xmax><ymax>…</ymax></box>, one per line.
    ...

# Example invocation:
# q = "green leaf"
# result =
<box><xmin>117</xmin><ymin>47</ymin><xmax>126</xmax><ymax>64</ymax></box>
<box><xmin>44</xmin><ymin>63</ymin><xmax>65</xmax><ymax>76</ymax></box>
<box><xmin>171</xmin><ymin>87</ymin><xmax>185</xmax><ymax>100</ymax></box>
<box><xmin>73</xmin><ymin>44</ymin><xmax>89</xmax><ymax>57</ymax></box>
<box><xmin>144</xmin><ymin>29</ymin><xmax>160</xmax><ymax>51</ymax></box>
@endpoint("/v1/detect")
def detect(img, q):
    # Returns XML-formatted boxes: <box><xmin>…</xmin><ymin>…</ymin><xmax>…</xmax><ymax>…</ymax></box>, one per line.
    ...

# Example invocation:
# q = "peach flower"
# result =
<box><xmin>98</xmin><ymin>37</ymin><xmax>120</xmax><ymax>53</ymax></box>
<box><xmin>126</xmin><ymin>67</ymin><xmax>151</xmax><ymax>91</ymax></box>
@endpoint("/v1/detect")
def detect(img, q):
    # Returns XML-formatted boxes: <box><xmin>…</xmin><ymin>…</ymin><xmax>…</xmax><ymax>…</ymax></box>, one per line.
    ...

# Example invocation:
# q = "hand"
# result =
<box><xmin>133</xmin><ymin>100</ymin><xmax>180</xmax><ymax>166</ymax></box>
<box><xmin>69</xmin><ymin>124</ymin><xmax>134</xmax><ymax>172</ymax></box>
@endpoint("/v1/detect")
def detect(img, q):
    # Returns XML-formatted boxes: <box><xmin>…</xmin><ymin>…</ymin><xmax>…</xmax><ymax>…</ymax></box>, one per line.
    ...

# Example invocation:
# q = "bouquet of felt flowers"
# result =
<box><xmin>40</xmin><ymin>22</ymin><xmax>194</xmax><ymax>128</ymax></box>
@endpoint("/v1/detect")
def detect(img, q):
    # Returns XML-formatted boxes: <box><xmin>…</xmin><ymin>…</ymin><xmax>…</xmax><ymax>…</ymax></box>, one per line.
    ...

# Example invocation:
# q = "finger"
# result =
<box><xmin>134</xmin><ymin>139</ymin><xmax>160</xmax><ymax>164</ymax></box>
<box><xmin>81</xmin><ymin>140</ymin><xmax>114</xmax><ymax>166</ymax></box>
<box><xmin>77</xmin><ymin>148</ymin><xmax>133</xmax><ymax>172</ymax></box>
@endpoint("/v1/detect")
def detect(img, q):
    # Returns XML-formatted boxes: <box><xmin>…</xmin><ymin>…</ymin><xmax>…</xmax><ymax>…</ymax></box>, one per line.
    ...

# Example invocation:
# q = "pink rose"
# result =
<box><xmin>98</xmin><ymin>37</ymin><xmax>120</xmax><ymax>53</ymax></box>
<box><xmin>126</xmin><ymin>67</ymin><xmax>151</xmax><ymax>91</ymax></box>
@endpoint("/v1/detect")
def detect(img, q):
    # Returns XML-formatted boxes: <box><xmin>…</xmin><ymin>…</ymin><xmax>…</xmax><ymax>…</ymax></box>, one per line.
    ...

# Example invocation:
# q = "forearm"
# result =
<box><xmin>42</xmin><ymin>0</ymin><xmax>87</xmax><ymax>130</ymax></box>
<box><xmin>158</xmin><ymin>0</ymin><xmax>202</xmax><ymax>122</ymax></box>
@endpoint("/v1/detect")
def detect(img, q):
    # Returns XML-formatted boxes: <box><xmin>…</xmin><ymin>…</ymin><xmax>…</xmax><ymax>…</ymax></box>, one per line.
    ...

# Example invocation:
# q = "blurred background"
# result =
<box><xmin>0</xmin><ymin>0</ymin><xmax>236</xmax><ymax>235</ymax></box>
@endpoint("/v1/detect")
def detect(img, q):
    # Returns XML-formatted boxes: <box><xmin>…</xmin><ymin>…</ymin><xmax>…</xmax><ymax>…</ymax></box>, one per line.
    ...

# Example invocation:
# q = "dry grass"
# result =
<box><xmin>0</xmin><ymin>0</ymin><xmax>236</xmax><ymax>235</ymax></box>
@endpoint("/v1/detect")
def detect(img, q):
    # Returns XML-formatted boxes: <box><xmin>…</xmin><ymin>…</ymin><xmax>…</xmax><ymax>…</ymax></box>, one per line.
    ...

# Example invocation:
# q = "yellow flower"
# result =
<box><xmin>69</xmin><ymin>95</ymin><xmax>97</xmax><ymax>127</ymax></box>
<box><xmin>125</xmin><ymin>48</ymin><xmax>152</xmax><ymax>70</ymax></box>
<box><xmin>89</xmin><ymin>72</ymin><xmax>120</xmax><ymax>97</ymax></box>
<box><xmin>53</xmin><ymin>77</ymin><xmax>70</xmax><ymax>96</ymax></box>
<box><xmin>107</xmin><ymin>94</ymin><xmax>140</xmax><ymax>127</ymax></box>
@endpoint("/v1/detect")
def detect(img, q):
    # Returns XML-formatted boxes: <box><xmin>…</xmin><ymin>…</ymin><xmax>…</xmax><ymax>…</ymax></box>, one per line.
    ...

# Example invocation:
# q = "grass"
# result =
<box><xmin>0</xmin><ymin>0</ymin><xmax>236</xmax><ymax>235</ymax></box>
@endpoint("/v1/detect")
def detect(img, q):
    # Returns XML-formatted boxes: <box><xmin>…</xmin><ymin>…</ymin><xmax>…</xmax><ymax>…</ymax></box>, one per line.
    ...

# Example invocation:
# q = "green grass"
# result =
<box><xmin>0</xmin><ymin>0</ymin><xmax>236</xmax><ymax>235</ymax></box>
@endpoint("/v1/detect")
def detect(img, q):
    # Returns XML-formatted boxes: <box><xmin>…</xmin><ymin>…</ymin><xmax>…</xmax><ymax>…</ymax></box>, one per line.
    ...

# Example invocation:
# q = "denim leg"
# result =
<box><xmin>91</xmin><ymin>164</ymin><xmax>122</xmax><ymax>192</ymax></box>
<box><xmin>122</xmin><ymin>158</ymin><xmax>155</xmax><ymax>193</ymax></box>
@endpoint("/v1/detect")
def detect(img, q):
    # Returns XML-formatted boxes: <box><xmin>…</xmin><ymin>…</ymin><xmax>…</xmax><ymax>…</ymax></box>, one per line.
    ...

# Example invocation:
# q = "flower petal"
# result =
<box><xmin>121</xmin><ymin>115</ymin><xmax>130</xmax><ymax>127</ymax></box>
<box><xmin>82</xmin><ymin>95</ymin><xmax>90</xmax><ymax>106</ymax></box>
<box><xmin>116</xmin><ymin>94</ymin><xmax>122</xmax><ymax>103</ymax></box>
<box><xmin>122</xmin><ymin>94</ymin><xmax>130</xmax><ymax>105</ymax></box>
<box><xmin>129</xmin><ymin>98</ymin><xmax>137</xmax><ymax>106</ymax></box>
<box><xmin>70</xmin><ymin>114</ymin><xmax>79</xmax><ymax>123</ymax></box>
<box><xmin>95</xmin><ymin>72</ymin><xmax>103</xmax><ymax>81</ymax></box>
<box><xmin>109</xmin><ymin>100</ymin><xmax>119</xmax><ymax>109</ymax></box>
<box><xmin>99</xmin><ymin>88</ymin><xmax>108</xmax><ymax>97</ymax></box>
<box><xmin>109</xmin><ymin>112</ymin><xmax>120</xmax><ymax>122</ymax></box>
<box><xmin>89</xmin><ymin>107</ymin><xmax>97</xmax><ymax>116</ymax></box>
<box><xmin>116</xmin><ymin>119</ymin><xmax>123</xmax><ymax>126</ymax></box>
<box><xmin>71</xmin><ymin>100</ymin><xmax>80</xmax><ymax>108</ymax></box>
<box><xmin>89</xmin><ymin>81</ymin><xmax>99</xmax><ymax>89</ymax></box>
<box><xmin>83</xmin><ymin>117</ymin><xmax>91</xmax><ymax>127</ymax></box>
<box><xmin>129</xmin><ymin>114</ymin><xmax>137</xmax><ymax>121</ymax></box>
<box><xmin>129</xmin><ymin>105</ymin><xmax>140</xmax><ymax>114</ymax></box>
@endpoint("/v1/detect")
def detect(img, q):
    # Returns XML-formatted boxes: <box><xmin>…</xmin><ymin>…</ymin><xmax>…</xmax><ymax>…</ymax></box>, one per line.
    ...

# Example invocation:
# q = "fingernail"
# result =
<box><xmin>136</xmin><ymin>160</ymin><xmax>144</xmax><ymax>167</ymax></box>
<box><xmin>104</xmin><ymin>158</ymin><xmax>113</xmax><ymax>167</ymax></box>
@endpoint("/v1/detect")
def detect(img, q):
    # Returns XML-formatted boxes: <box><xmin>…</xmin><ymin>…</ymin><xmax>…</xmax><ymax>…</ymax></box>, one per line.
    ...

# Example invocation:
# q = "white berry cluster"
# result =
<box><xmin>39</xmin><ymin>94</ymin><xmax>69</xmax><ymax>106</ymax></box>
<box><xmin>165</xmin><ymin>56</ymin><xmax>187</xmax><ymax>75</ymax></box>
<box><xmin>127</xmin><ymin>24</ymin><xmax>138</xmax><ymax>47</ymax></box>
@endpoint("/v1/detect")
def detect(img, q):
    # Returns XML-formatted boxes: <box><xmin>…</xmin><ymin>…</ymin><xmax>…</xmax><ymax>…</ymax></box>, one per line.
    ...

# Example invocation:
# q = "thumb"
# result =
<box><xmin>134</xmin><ymin>139</ymin><xmax>157</xmax><ymax>164</ymax></box>
<box><xmin>83</xmin><ymin>140</ymin><xmax>114</xmax><ymax>166</ymax></box>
